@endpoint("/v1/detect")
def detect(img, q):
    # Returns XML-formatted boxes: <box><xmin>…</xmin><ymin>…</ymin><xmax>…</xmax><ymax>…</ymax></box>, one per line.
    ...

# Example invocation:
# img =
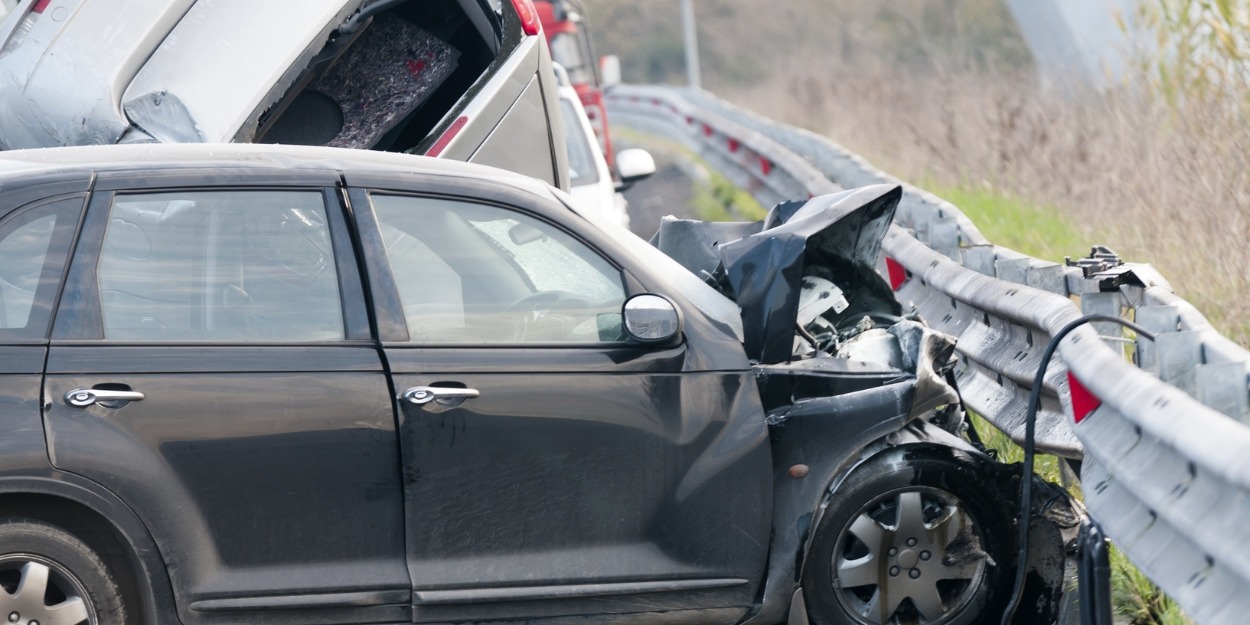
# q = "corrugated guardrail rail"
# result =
<box><xmin>608</xmin><ymin>85</ymin><xmax>1250</xmax><ymax>625</ymax></box>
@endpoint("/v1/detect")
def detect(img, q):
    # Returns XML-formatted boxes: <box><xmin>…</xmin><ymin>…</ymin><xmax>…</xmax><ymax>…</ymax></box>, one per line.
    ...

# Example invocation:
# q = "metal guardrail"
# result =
<box><xmin>608</xmin><ymin>84</ymin><xmax>1250</xmax><ymax>625</ymax></box>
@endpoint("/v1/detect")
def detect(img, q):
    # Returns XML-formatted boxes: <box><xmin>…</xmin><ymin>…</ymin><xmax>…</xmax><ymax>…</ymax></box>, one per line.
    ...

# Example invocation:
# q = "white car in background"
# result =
<box><xmin>555</xmin><ymin>64</ymin><xmax>654</xmax><ymax>230</ymax></box>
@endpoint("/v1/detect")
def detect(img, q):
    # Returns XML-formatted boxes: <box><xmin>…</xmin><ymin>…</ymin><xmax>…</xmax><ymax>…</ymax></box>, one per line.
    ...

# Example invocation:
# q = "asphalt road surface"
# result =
<box><xmin>620</xmin><ymin>151</ymin><xmax>698</xmax><ymax>240</ymax></box>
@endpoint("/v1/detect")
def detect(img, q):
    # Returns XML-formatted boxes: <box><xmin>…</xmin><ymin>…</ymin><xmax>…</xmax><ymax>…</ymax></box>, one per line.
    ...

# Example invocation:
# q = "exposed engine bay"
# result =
<box><xmin>651</xmin><ymin>184</ymin><xmax>962</xmax><ymax>429</ymax></box>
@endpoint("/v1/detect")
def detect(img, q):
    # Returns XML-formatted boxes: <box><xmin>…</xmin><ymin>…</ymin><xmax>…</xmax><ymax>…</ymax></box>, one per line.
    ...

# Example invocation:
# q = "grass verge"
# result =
<box><xmin>925</xmin><ymin>182</ymin><xmax>1089</xmax><ymax>263</ymax></box>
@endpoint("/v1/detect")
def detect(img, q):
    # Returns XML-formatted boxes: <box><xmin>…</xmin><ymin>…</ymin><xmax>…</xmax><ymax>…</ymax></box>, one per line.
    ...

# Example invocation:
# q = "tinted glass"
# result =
<box><xmin>0</xmin><ymin>197</ymin><xmax>80</xmax><ymax>338</ymax></box>
<box><xmin>98</xmin><ymin>191</ymin><xmax>344</xmax><ymax>341</ymax></box>
<box><xmin>372</xmin><ymin>194</ymin><xmax>625</xmax><ymax>343</ymax></box>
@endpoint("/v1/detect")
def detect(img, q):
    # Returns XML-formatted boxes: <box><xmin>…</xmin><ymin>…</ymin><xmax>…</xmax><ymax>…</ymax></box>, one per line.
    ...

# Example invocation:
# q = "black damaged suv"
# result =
<box><xmin>0</xmin><ymin>144</ymin><xmax>1074</xmax><ymax>625</ymax></box>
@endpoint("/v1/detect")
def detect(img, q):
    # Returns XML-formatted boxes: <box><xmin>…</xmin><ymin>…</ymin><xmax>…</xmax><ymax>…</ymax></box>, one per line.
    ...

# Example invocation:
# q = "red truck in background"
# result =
<box><xmin>534</xmin><ymin>0</ymin><xmax>617</xmax><ymax>172</ymax></box>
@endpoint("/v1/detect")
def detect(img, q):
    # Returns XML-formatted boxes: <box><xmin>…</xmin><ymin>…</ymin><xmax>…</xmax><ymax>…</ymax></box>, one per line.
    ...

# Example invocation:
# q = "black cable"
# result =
<box><xmin>999</xmin><ymin>314</ymin><xmax>1155</xmax><ymax>625</ymax></box>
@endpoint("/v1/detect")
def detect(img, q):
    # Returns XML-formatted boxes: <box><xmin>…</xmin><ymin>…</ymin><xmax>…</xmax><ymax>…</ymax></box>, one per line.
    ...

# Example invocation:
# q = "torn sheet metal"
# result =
<box><xmin>653</xmin><ymin>184</ymin><xmax>902</xmax><ymax>364</ymax></box>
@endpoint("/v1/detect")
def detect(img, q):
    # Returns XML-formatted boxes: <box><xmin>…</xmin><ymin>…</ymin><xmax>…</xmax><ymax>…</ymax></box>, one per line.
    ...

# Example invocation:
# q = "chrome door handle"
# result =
<box><xmin>400</xmin><ymin>386</ymin><xmax>479</xmax><ymax>405</ymax></box>
<box><xmin>64</xmin><ymin>388</ymin><xmax>146</xmax><ymax>408</ymax></box>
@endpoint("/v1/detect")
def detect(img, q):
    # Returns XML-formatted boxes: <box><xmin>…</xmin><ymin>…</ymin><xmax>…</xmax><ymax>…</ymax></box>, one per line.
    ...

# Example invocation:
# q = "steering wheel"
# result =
<box><xmin>503</xmin><ymin>290</ymin><xmax>593</xmax><ymax>341</ymax></box>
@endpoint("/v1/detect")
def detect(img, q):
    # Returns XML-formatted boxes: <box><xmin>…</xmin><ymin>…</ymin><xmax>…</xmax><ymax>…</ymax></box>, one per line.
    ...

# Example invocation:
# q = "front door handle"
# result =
<box><xmin>64</xmin><ymin>388</ymin><xmax>146</xmax><ymax>408</ymax></box>
<box><xmin>400</xmin><ymin>386</ymin><xmax>479</xmax><ymax>406</ymax></box>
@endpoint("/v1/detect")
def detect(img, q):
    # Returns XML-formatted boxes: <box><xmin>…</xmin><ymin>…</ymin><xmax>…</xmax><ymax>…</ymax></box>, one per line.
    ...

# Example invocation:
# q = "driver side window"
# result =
<box><xmin>371</xmin><ymin>194</ymin><xmax>626</xmax><ymax>344</ymax></box>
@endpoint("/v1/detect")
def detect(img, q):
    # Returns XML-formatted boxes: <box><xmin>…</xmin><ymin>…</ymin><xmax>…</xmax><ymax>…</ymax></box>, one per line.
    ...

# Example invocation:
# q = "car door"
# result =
<box><xmin>347</xmin><ymin>179</ymin><xmax>773</xmax><ymax>625</ymax></box>
<box><xmin>41</xmin><ymin>175</ymin><xmax>410</xmax><ymax>625</ymax></box>
<box><xmin>0</xmin><ymin>188</ymin><xmax>85</xmax><ymax>476</ymax></box>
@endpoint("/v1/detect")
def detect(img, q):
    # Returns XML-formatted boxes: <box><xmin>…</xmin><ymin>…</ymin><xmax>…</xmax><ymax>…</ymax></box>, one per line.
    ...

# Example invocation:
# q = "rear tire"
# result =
<box><xmin>0</xmin><ymin>518</ymin><xmax>126</xmax><ymax>625</ymax></box>
<box><xmin>802</xmin><ymin>450</ymin><xmax>1013</xmax><ymax>625</ymax></box>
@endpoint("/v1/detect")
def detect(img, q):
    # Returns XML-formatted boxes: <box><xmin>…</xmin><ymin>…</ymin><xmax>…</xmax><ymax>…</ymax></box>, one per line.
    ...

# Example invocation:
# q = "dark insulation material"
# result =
<box><xmin>311</xmin><ymin>15</ymin><xmax>460</xmax><ymax>149</ymax></box>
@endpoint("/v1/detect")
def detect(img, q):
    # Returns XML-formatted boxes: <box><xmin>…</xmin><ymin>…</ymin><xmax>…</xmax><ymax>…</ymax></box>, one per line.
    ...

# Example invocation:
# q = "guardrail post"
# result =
<box><xmin>962</xmin><ymin>245</ymin><xmax>996</xmax><ymax>277</ymax></box>
<box><xmin>1028</xmin><ymin>263</ymin><xmax>1067</xmax><ymax>296</ymax></box>
<box><xmin>995</xmin><ymin>257</ymin><xmax>1029</xmax><ymax>285</ymax></box>
<box><xmin>1081</xmin><ymin>292</ymin><xmax>1124</xmax><ymax>357</ymax></box>
<box><xmin>1133</xmin><ymin>305</ymin><xmax>1180</xmax><ymax>374</ymax></box>
<box><xmin>1195</xmin><ymin>362</ymin><xmax>1250</xmax><ymax>423</ymax></box>
<box><xmin>929</xmin><ymin>221</ymin><xmax>961</xmax><ymax>261</ymax></box>
<box><xmin>1156</xmin><ymin>331</ymin><xmax>1204</xmax><ymax>396</ymax></box>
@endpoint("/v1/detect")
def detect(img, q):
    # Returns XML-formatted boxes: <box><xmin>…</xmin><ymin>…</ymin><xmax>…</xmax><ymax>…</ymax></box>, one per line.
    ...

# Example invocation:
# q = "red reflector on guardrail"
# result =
<box><xmin>885</xmin><ymin>257</ymin><xmax>907</xmax><ymax>291</ymax></box>
<box><xmin>1068</xmin><ymin>371</ymin><xmax>1101</xmax><ymax>423</ymax></box>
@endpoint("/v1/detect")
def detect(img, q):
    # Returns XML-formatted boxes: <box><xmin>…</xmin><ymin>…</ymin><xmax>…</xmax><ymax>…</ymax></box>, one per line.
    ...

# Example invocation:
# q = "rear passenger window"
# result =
<box><xmin>0</xmin><ymin>197</ymin><xmax>81</xmax><ymax>338</ymax></box>
<box><xmin>97</xmin><ymin>191</ymin><xmax>345</xmax><ymax>342</ymax></box>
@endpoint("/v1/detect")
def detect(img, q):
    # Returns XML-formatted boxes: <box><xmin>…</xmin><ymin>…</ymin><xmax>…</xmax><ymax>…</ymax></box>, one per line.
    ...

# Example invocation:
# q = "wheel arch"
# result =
<box><xmin>744</xmin><ymin>396</ymin><xmax>998</xmax><ymax>625</ymax></box>
<box><xmin>0</xmin><ymin>474</ymin><xmax>177</xmax><ymax>625</ymax></box>
<box><xmin>801</xmin><ymin>424</ymin><xmax>1002</xmax><ymax>576</ymax></box>
<box><xmin>791</xmin><ymin>428</ymin><xmax>1019</xmax><ymax>625</ymax></box>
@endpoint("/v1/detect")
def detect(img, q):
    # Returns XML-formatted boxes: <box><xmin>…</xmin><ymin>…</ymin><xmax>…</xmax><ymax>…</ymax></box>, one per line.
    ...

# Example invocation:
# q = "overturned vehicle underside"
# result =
<box><xmin>652</xmin><ymin>185</ymin><xmax>1082</xmax><ymax>625</ymax></box>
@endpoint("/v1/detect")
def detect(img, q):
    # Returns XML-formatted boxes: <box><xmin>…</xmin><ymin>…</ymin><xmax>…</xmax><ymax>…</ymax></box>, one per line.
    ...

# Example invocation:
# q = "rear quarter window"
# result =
<box><xmin>0</xmin><ymin>197</ymin><xmax>82</xmax><ymax>339</ymax></box>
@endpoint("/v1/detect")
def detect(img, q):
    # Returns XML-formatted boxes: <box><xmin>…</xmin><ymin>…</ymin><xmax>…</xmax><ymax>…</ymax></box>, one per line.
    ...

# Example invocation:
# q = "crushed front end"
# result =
<box><xmin>652</xmin><ymin>183</ymin><xmax>1083</xmax><ymax>625</ymax></box>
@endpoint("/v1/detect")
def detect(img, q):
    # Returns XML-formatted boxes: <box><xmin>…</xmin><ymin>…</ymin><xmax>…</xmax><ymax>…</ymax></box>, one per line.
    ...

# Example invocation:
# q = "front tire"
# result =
<box><xmin>0</xmin><ymin>518</ymin><xmax>126</xmax><ymax>625</ymax></box>
<box><xmin>802</xmin><ymin>450</ymin><xmax>1014</xmax><ymax>625</ymax></box>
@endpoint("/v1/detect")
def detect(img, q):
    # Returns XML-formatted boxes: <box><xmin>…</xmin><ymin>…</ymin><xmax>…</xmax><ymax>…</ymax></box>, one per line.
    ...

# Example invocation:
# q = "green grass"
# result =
<box><xmin>969</xmin><ymin>412</ymin><xmax>1064</xmax><ymax>484</ymax></box>
<box><xmin>690</xmin><ymin>169</ymin><xmax>768</xmax><ymax>222</ymax></box>
<box><xmin>1110</xmin><ymin>546</ymin><xmax>1196</xmax><ymax>625</ymax></box>
<box><xmin>926</xmin><ymin>182</ymin><xmax>1089</xmax><ymax>263</ymax></box>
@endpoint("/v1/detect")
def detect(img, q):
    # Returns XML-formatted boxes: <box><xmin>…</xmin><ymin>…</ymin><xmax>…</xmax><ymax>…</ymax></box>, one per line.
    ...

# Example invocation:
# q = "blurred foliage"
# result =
<box><xmin>1129</xmin><ymin>0</ymin><xmax>1250</xmax><ymax>106</ymax></box>
<box><xmin>581</xmin><ymin>0</ymin><xmax>1032</xmax><ymax>87</ymax></box>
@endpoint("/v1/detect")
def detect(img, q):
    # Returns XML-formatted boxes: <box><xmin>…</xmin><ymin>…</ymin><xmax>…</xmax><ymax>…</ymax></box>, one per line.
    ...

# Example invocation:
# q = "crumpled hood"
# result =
<box><xmin>650</xmin><ymin>184</ymin><xmax>902</xmax><ymax>364</ymax></box>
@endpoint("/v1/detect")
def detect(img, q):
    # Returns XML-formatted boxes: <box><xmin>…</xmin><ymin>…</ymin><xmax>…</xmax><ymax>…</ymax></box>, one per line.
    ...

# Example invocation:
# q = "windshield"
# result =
<box><xmin>559</xmin><ymin>97</ymin><xmax>600</xmax><ymax>186</ymax></box>
<box><xmin>550</xmin><ymin>32</ymin><xmax>593</xmax><ymax>85</ymax></box>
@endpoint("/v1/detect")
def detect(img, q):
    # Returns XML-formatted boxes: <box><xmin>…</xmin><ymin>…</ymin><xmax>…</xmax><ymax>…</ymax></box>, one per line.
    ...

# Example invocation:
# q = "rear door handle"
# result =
<box><xmin>64</xmin><ymin>388</ymin><xmax>146</xmax><ymax>408</ymax></box>
<box><xmin>400</xmin><ymin>386</ymin><xmax>479</xmax><ymax>406</ymax></box>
